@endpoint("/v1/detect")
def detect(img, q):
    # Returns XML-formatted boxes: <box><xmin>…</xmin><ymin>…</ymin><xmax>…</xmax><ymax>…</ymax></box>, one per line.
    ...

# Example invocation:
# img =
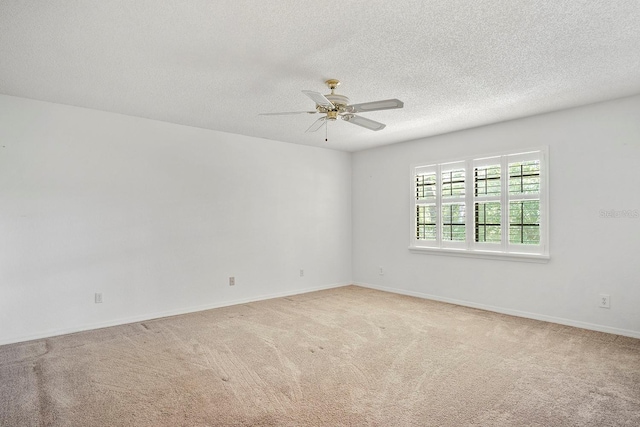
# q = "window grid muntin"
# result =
<box><xmin>474</xmin><ymin>165</ymin><xmax>501</xmax><ymax>196</ymax></box>
<box><xmin>509</xmin><ymin>200</ymin><xmax>541</xmax><ymax>244</ymax></box>
<box><xmin>416</xmin><ymin>205</ymin><xmax>437</xmax><ymax>241</ymax></box>
<box><xmin>442</xmin><ymin>168</ymin><xmax>465</xmax><ymax>198</ymax></box>
<box><xmin>415</xmin><ymin>173</ymin><xmax>436</xmax><ymax>200</ymax></box>
<box><xmin>442</xmin><ymin>203</ymin><xmax>466</xmax><ymax>241</ymax></box>
<box><xmin>509</xmin><ymin>160</ymin><xmax>540</xmax><ymax>195</ymax></box>
<box><xmin>475</xmin><ymin>201</ymin><xmax>501</xmax><ymax>243</ymax></box>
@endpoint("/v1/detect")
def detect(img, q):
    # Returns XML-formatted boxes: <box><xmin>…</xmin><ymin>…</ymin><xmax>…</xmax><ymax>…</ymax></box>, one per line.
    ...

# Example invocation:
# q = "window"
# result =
<box><xmin>410</xmin><ymin>148</ymin><xmax>548</xmax><ymax>261</ymax></box>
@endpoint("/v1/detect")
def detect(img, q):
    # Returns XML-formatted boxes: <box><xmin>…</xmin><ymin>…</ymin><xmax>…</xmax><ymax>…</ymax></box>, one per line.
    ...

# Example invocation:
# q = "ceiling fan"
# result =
<box><xmin>259</xmin><ymin>79</ymin><xmax>404</xmax><ymax>133</ymax></box>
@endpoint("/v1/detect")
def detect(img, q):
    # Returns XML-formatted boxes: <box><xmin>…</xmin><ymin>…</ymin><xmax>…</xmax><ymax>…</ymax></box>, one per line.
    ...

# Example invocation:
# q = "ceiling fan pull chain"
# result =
<box><xmin>325</xmin><ymin>120</ymin><xmax>328</xmax><ymax>142</ymax></box>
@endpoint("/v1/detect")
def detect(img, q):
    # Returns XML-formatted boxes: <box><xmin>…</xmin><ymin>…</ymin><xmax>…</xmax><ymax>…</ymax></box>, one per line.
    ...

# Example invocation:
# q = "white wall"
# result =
<box><xmin>3</xmin><ymin>93</ymin><xmax>639</xmax><ymax>345</ymax></box>
<box><xmin>352</xmin><ymin>95</ymin><xmax>640</xmax><ymax>338</ymax></box>
<box><xmin>0</xmin><ymin>95</ymin><xmax>352</xmax><ymax>345</ymax></box>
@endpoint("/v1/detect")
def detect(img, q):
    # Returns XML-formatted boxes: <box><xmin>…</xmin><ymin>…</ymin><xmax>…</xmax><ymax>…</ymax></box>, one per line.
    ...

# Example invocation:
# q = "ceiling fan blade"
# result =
<box><xmin>341</xmin><ymin>114</ymin><xmax>386</xmax><ymax>131</ymax></box>
<box><xmin>305</xmin><ymin>117</ymin><xmax>327</xmax><ymax>133</ymax></box>
<box><xmin>259</xmin><ymin>111</ymin><xmax>317</xmax><ymax>116</ymax></box>
<box><xmin>302</xmin><ymin>90</ymin><xmax>334</xmax><ymax>109</ymax></box>
<box><xmin>347</xmin><ymin>98</ymin><xmax>404</xmax><ymax>113</ymax></box>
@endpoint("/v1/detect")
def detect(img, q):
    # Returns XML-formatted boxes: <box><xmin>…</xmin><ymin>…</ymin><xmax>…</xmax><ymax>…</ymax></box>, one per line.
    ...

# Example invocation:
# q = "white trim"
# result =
<box><xmin>473</xmin><ymin>156</ymin><xmax>501</xmax><ymax>169</ymax></box>
<box><xmin>409</xmin><ymin>246</ymin><xmax>550</xmax><ymax>262</ymax></box>
<box><xmin>507</xmin><ymin>150</ymin><xmax>540</xmax><ymax>162</ymax></box>
<box><xmin>0</xmin><ymin>282</ymin><xmax>351</xmax><ymax>346</ymax></box>
<box><xmin>354</xmin><ymin>282</ymin><xmax>640</xmax><ymax>340</ymax></box>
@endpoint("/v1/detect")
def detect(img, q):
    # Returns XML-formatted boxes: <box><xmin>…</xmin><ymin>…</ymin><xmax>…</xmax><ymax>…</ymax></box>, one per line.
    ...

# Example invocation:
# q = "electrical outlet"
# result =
<box><xmin>229</xmin><ymin>277</ymin><xmax>235</xmax><ymax>286</ymax></box>
<box><xmin>599</xmin><ymin>294</ymin><xmax>610</xmax><ymax>309</ymax></box>
<box><xmin>300</xmin><ymin>269</ymin><xmax>304</xmax><ymax>277</ymax></box>
<box><xmin>95</xmin><ymin>293</ymin><xmax>103</xmax><ymax>304</ymax></box>
<box><xmin>379</xmin><ymin>267</ymin><xmax>384</xmax><ymax>276</ymax></box>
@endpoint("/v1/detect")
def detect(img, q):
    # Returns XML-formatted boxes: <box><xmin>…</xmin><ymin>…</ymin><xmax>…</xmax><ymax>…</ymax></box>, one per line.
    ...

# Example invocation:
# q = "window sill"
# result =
<box><xmin>408</xmin><ymin>246</ymin><xmax>550</xmax><ymax>263</ymax></box>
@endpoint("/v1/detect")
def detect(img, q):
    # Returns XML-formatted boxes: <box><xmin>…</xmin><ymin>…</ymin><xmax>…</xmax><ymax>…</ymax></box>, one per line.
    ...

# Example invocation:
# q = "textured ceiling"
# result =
<box><xmin>1</xmin><ymin>1</ymin><xmax>640</xmax><ymax>152</ymax></box>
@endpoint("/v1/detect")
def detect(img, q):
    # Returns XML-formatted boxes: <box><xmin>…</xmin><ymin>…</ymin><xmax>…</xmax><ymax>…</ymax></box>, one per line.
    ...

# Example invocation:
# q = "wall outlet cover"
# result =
<box><xmin>599</xmin><ymin>294</ymin><xmax>610</xmax><ymax>309</ymax></box>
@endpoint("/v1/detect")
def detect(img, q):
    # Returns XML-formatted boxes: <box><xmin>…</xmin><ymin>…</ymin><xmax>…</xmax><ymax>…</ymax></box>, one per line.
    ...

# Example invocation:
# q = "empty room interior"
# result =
<box><xmin>1</xmin><ymin>1</ymin><xmax>639</xmax><ymax>426</ymax></box>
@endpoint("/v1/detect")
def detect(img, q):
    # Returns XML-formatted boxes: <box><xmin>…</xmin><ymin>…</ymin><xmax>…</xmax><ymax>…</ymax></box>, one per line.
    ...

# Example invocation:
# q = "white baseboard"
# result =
<box><xmin>0</xmin><ymin>282</ymin><xmax>351</xmax><ymax>346</ymax></box>
<box><xmin>5</xmin><ymin>281</ymin><xmax>637</xmax><ymax>346</ymax></box>
<box><xmin>354</xmin><ymin>282</ymin><xmax>640</xmax><ymax>340</ymax></box>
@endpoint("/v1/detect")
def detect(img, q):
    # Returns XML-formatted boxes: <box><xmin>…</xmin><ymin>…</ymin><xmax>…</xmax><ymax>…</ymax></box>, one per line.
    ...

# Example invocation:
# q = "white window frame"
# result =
<box><xmin>440</xmin><ymin>161</ymin><xmax>467</xmax><ymax>249</ymax></box>
<box><xmin>472</xmin><ymin>155</ymin><xmax>502</xmax><ymax>252</ymax></box>
<box><xmin>410</xmin><ymin>147</ymin><xmax>549</xmax><ymax>262</ymax></box>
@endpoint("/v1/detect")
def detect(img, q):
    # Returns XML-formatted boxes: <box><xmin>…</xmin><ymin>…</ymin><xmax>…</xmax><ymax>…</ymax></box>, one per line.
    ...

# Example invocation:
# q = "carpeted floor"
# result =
<box><xmin>1</xmin><ymin>285</ymin><xmax>639</xmax><ymax>426</ymax></box>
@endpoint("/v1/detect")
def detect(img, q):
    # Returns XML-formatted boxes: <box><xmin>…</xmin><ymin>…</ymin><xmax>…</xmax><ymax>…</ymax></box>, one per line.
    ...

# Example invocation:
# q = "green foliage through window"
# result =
<box><xmin>509</xmin><ymin>160</ymin><xmax>540</xmax><ymax>195</ymax></box>
<box><xmin>475</xmin><ymin>165</ymin><xmax>501</xmax><ymax>196</ymax></box>
<box><xmin>442</xmin><ymin>169</ymin><xmax>465</xmax><ymax>197</ymax></box>
<box><xmin>442</xmin><ymin>203</ymin><xmax>466</xmax><ymax>241</ymax></box>
<box><xmin>416</xmin><ymin>205</ymin><xmax>437</xmax><ymax>240</ymax></box>
<box><xmin>509</xmin><ymin>201</ymin><xmax>541</xmax><ymax>244</ymax></box>
<box><xmin>475</xmin><ymin>202</ymin><xmax>501</xmax><ymax>243</ymax></box>
<box><xmin>416</xmin><ymin>173</ymin><xmax>436</xmax><ymax>200</ymax></box>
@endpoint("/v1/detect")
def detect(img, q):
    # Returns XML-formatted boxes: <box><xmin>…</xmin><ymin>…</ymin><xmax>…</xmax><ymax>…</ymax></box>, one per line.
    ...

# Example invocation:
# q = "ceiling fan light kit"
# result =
<box><xmin>260</xmin><ymin>79</ymin><xmax>404</xmax><ymax>136</ymax></box>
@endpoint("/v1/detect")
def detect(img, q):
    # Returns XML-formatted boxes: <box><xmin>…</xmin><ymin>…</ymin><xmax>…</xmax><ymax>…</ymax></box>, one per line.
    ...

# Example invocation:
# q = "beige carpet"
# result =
<box><xmin>1</xmin><ymin>285</ymin><xmax>639</xmax><ymax>426</ymax></box>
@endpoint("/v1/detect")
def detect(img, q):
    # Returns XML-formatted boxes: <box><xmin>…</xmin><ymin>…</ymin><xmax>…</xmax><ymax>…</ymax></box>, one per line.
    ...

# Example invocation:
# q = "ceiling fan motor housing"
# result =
<box><xmin>325</xmin><ymin>93</ymin><xmax>349</xmax><ymax>107</ymax></box>
<box><xmin>319</xmin><ymin>94</ymin><xmax>350</xmax><ymax>118</ymax></box>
